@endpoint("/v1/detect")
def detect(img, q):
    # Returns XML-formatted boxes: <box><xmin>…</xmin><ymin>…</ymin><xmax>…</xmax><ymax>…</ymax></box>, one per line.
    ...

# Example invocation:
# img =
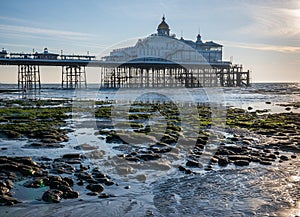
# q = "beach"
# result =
<box><xmin>0</xmin><ymin>83</ymin><xmax>299</xmax><ymax>216</ymax></box>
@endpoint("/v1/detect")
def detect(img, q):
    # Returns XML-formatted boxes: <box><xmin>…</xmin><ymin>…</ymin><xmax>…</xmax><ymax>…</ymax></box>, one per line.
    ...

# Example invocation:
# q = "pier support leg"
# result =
<box><xmin>18</xmin><ymin>65</ymin><xmax>41</xmax><ymax>90</ymax></box>
<box><xmin>61</xmin><ymin>66</ymin><xmax>87</xmax><ymax>89</ymax></box>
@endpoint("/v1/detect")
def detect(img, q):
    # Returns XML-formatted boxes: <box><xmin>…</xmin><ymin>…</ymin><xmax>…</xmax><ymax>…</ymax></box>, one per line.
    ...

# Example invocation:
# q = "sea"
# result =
<box><xmin>0</xmin><ymin>82</ymin><xmax>299</xmax><ymax>113</ymax></box>
<box><xmin>0</xmin><ymin>82</ymin><xmax>299</xmax><ymax>217</ymax></box>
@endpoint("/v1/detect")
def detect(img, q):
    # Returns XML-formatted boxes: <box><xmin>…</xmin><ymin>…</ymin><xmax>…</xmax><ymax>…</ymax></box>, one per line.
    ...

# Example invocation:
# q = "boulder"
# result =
<box><xmin>86</xmin><ymin>184</ymin><xmax>104</xmax><ymax>193</ymax></box>
<box><xmin>42</xmin><ymin>189</ymin><xmax>63</xmax><ymax>203</ymax></box>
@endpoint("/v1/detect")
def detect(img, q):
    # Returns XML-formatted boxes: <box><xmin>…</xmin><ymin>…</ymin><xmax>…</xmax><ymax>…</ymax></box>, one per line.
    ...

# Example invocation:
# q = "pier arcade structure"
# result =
<box><xmin>100</xmin><ymin>16</ymin><xmax>250</xmax><ymax>88</ymax></box>
<box><xmin>0</xmin><ymin>17</ymin><xmax>250</xmax><ymax>89</ymax></box>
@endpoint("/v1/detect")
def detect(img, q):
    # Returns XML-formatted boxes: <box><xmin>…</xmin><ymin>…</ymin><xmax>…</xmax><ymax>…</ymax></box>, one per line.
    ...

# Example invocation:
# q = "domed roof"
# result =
<box><xmin>157</xmin><ymin>16</ymin><xmax>169</xmax><ymax>30</ymax></box>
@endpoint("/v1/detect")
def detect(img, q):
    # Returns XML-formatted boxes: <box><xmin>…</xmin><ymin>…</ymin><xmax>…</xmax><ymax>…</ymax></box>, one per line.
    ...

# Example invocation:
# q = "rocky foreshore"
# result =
<box><xmin>0</xmin><ymin>154</ymin><xmax>118</xmax><ymax>205</ymax></box>
<box><xmin>0</xmin><ymin>99</ymin><xmax>299</xmax><ymax>207</ymax></box>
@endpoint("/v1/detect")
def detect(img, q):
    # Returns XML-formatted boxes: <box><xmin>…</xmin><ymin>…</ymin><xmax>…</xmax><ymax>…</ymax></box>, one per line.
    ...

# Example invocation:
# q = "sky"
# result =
<box><xmin>0</xmin><ymin>0</ymin><xmax>299</xmax><ymax>83</ymax></box>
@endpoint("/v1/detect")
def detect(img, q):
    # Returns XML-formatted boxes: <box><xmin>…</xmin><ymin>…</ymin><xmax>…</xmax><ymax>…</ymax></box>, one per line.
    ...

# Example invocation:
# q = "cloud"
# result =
<box><xmin>222</xmin><ymin>40</ymin><xmax>300</xmax><ymax>53</ymax></box>
<box><xmin>237</xmin><ymin>3</ymin><xmax>300</xmax><ymax>39</ymax></box>
<box><xmin>0</xmin><ymin>16</ymin><xmax>39</xmax><ymax>25</ymax></box>
<box><xmin>0</xmin><ymin>24</ymin><xmax>94</xmax><ymax>41</ymax></box>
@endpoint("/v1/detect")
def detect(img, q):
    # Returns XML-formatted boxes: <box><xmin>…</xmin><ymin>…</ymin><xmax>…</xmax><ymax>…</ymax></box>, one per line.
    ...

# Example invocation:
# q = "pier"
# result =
<box><xmin>0</xmin><ymin>56</ymin><xmax>250</xmax><ymax>89</ymax></box>
<box><xmin>0</xmin><ymin>17</ymin><xmax>251</xmax><ymax>90</ymax></box>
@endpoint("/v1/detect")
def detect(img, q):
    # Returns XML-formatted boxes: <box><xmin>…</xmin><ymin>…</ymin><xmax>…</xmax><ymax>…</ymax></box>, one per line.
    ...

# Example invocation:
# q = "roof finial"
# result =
<box><xmin>162</xmin><ymin>14</ymin><xmax>165</xmax><ymax>21</ymax></box>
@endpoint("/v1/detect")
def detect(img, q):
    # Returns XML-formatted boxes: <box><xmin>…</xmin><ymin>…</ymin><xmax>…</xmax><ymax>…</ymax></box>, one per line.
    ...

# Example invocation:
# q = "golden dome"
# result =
<box><xmin>157</xmin><ymin>16</ymin><xmax>169</xmax><ymax>30</ymax></box>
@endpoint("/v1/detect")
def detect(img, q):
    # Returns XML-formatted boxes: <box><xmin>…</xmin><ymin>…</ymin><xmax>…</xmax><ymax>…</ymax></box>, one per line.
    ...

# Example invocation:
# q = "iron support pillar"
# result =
<box><xmin>18</xmin><ymin>65</ymin><xmax>41</xmax><ymax>90</ymax></box>
<box><xmin>61</xmin><ymin>65</ymin><xmax>87</xmax><ymax>89</ymax></box>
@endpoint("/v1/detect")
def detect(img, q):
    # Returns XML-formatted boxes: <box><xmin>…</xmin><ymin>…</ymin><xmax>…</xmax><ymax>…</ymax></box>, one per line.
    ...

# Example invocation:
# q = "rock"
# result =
<box><xmin>280</xmin><ymin>155</ymin><xmax>289</xmax><ymax>161</ymax></box>
<box><xmin>63</xmin><ymin>159</ymin><xmax>82</xmax><ymax>164</ymax></box>
<box><xmin>0</xmin><ymin>163</ymin><xmax>19</xmax><ymax>172</ymax></box>
<box><xmin>0</xmin><ymin>181</ymin><xmax>7</xmax><ymax>187</ymax></box>
<box><xmin>46</xmin><ymin>143</ymin><xmax>65</xmax><ymax>148</ymax></box>
<box><xmin>234</xmin><ymin>160</ymin><xmax>250</xmax><ymax>166</ymax></box>
<box><xmin>217</xmin><ymin>157</ymin><xmax>229</xmax><ymax>167</ymax></box>
<box><xmin>228</xmin><ymin>155</ymin><xmax>251</xmax><ymax>162</ymax></box>
<box><xmin>62</xmin><ymin>153</ymin><xmax>81</xmax><ymax>159</ymax></box>
<box><xmin>138</xmin><ymin>153</ymin><xmax>161</xmax><ymax>161</ymax></box>
<box><xmin>51</xmin><ymin>162</ymin><xmax>75</xmax><ymax>174</ymax></box>
<box><xmin>242</xmin><ymin>140</ymin><xmax>252</xmax><ymax>146</ymax></box>
<box><xmin>23</xmin><ymin>178</ymin><xmax>44</xmax><ymax>188</ymax></box>
<box><xmin>42</xmin><ymin>189</ymin><xmax>63</xmax><ymax>203</ymax></box>
<box><xmin>265</xmin><ymin>102</ymin><xmax>271</xmax><ymax>104</ymax></box>
<box><xmin>150</xmin><ymin>146</ymin><xmax>172</xmax><ymax>153</ymax></box>
<box><xmin>186</xmin><ymin>160</ymin><xmax>201</xmax><ymax>167</ymax></box>
<box><xmin>42</xmin><ymin>138</ymin><xmax>58</xmax><ymax>143</ymax></box>
<box><xmin>259</xmin><ymin>160</ymin><xmax>272</xmax><ymax>166</ymax></box>
<box><xmin>279</xmin><ymin>144</ymin><xmax>300</xmax><ymax>153</ymax></box>
<box><xmin>74</xmin><ymin>144</ymin><xmax>97</xmax><ymax>151</ymax></box>
<box><xmin>48</xmin><ymin>175</ymin><xmax>63</xmax><ymax>183</ymax></box>
<box><xmin>24</xmin><ymin>143</ymin><xmax>64</xmax><ymax>149</ymax></box>
<box><xmin>226</xmin><ymin>146</ymin><xmax>247</xmax><ymax>154</ymax></box>
<box><xmin>86</xmin><ymin>184</ymin><xmax>104</xmax><ymax>193</ymax></box>
<box><xmin>75</xmin><ymin>171</ymin><xmax>94</xmax><ymax>181</ymax></box>
<box><xmin>98</xmin><ymin>193</ymin><xmax>115</xmax><ymax>198</ymax></box>
<box><xmin>125</xmin><ymin>156</ymin><xmax>140</xmax><ymax>162</ymax></box>
<box><xmin>185</xmin><ymin>169</ymin><xmax>193</xmax><ymax>174</ymax></box>
<box><xmin>0</xmin><ymin>195</ymin><xmax>22</xmax><ymax>205</ymax></box>
<box><xmin>210</xmin><ymin>157</ymin><xmax>218</xmax><ymax>164</ymax></box>
<box><xmin>161</xmin><ymin>134</ymin><xmax>177</xmax><ymax>144</ymax></box>
<box><xmin>19</xmin><ymin>165</ymin><xmax>37</xmax><ymax>176</ymax></box>
<box><xmin>106</xmin><ymin>133</ymin><xmax>126</xmax><ymax>144</ymax></box>
<box><xmin>291</xmin><ymin>155</ymin><xmax>297</xmax><ymax>159</ymax></box>
<box><xmin>63</xmin><ymin>177</ymin><xmax>74</xmax><ymax>187</ymax></box>
<box><xmin>247</xmin><ymin>107</ymin><xmax>253</xmax><ymax>110</ymax></box>
<box><xmin>0</xmin><ymin>186</ymin><xmax>10</xmax><ymax>194</ymax></box>
<box><xmin>251</xmin><ymin>157</ymin><xmax>261</xmax><ymax>162</ymax></box>
<box><xmin>77</xmin><ymin>180</ymin><xmax>84</xmax><ymax>186</ymax></box>
<box><xmin>87</xmin><ymin>192</ymin><xmax>98</xmax><ymax>196</ymax></box>
<box><xmin>62</xmin><ymin>190</ymin><xmax>79</xmax><ymax>199</ymax></box>
<box><xmin>49</xmin><ymin>180</ymin><xmax>72</xmax><ymax>192</ymax></box>
<box><xmin>85</xmin><ymin>150</ymin><xmax>106</xmax><ymax>159</ymax></box>
<box><xmin>178</xmin><ymin>165</ymin><xmax>186</xmax><ymax>172</ymax></box>
<box><xmin>92</xmin><ymin>169</ymin><xmax>107</xmax><ymax>179</ymax></box>
<box><xmin>105</xmin><ymin>179</ymin><xmax>115</xmax><ymax>186</ymax></box>
<box><xmin>204</xmin><ymin>166</ymin><xmax>213</xmax><ymax>171</ymax></box>
<box><xmin>5</xmin><ymin>179</ymin><xmax>14</xmax><ymax>189</ymax></box>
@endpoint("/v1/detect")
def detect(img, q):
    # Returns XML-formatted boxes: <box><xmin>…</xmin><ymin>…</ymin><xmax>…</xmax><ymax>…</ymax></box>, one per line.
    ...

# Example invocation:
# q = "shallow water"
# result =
<box><xmin>0</xmin><ymin>83</ymin><xmax>299</xmax><ymax>114</ymax></box>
